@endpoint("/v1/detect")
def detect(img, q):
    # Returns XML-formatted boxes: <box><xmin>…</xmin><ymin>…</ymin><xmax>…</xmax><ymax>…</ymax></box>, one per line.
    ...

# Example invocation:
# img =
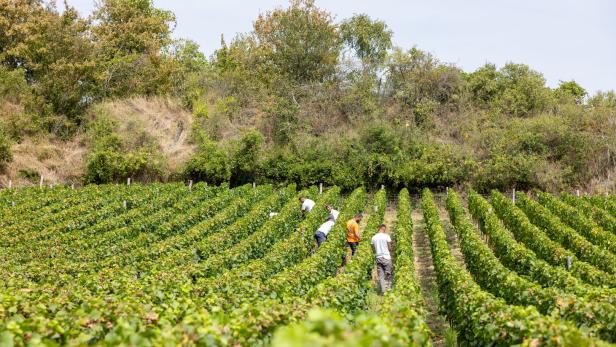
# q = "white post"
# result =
<box><xmin>123</xmin><ymin>200</ymin><xmax>127</xmax><ymax>209</ymax></box>
<box><xmin>319</xmin><ymin>183</ymin><xmax>323</xmax><ymax>194</ymax></box>
<box><xmin>71</xmin><ymin>183</ymin><xmax>75</xmax><ymax>190</ymax></box>
<box><xmin>11</xmin><ymin>201</ymin><xmax>15</xmax><ymax>207</ymax></box>
<box><xmin>127</xmin><ymin>177</ymin><xmax>131</xmax><ymax>186</ymax></box>
<box><xmin>446</xmin><ymin>187</ymin><xmax>449</xmax><ymax>196</ymax></box>
<box><xmin>188</xmin><ymin>180</ymin><xmax>193</xmax><ymax>191</ymax></box>
<box><xmin>8</xmin><ymin>180</ymin><xmax>12</xmax><ymax>189</ymax></box>
<box><xmin>253</xmin><ymin>182</ymin><xmax>256</xmax><ymax>189</ymax></box>
<box><xmin>512</xmin><ymin>188</ymin><xmax>516</xmax><ymax>203</ymax></box>
<box><xmin>576</xmin><ymin>189</ymin><xmax>580</xmax><ymax>197</ymax></box>
<box><xmin>39</xmin><ymin>175</ymin><xmax>44</xmax><ymax>188</ymax></box>
<box><xmin>381</xmin><ymin>184</ymin><xmax>385</xmax><ymax>190</ymax></box>
<box><xmin>566</xmin><ymin>256</ymin><xmax>572</xmax><ymax>270</ymax></box>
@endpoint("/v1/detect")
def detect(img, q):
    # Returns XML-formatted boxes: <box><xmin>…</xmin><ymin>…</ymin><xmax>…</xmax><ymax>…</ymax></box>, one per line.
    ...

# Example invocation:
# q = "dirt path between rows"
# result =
<box><xmin>412</xmin><ymin>208</ymin><xmax>451</xmax><ymax>347</ymax></box>
<box><xmin>337</xmin><ymin>209</ymin><xmax>371</xmax><ymax>275</ymax></box>
<box><xmin>438</xmin><ymin>205</ymin><xmax>467</xmax><ymax>268</ymax></box>
<box><xmin>368</xmin><ymin>203</ymin><xmax>397</xmax><ymax>296</ymax></box>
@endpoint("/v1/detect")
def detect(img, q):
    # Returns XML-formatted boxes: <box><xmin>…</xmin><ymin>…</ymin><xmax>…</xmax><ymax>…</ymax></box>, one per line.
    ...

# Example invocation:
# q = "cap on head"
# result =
<box><xmin>378</xmin><ymin>223</ymin><xmax>386</xmax><ymax>231</ymax></box>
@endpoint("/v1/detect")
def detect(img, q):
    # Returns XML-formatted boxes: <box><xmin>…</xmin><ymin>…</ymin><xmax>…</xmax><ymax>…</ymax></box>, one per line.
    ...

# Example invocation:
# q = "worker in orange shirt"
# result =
<box><xmin>346</xmin><ymin>213</ymin><xmax>363</xmax><ymax>256</ymax></box>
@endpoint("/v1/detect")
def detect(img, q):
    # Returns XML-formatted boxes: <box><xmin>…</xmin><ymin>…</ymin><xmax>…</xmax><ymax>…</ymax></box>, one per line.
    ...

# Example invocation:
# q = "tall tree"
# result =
<box><xmin>0</xmin><ymin>0</ymin><xmax>97</xmax><ymax>125</ymax></box>
<box><xmin>340</xmin><ymin>14</ymin><xmax>392</xmax><ymax>67</ymax></box>
<box><xmin>252</xmin><ymin>0</ymin><xmax>340</xmax><ymax>84</ymax></box>
<box><xmin>91</xmin><ymin>0</ymin><xmax>176</xmax><ymax>97</ymax></box>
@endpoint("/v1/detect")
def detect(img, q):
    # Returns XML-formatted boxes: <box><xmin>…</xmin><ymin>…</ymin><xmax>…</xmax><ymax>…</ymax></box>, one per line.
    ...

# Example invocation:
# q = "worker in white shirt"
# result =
<box><xmin>299</xmin><ymin>196</ymin><xmax>316</xmax><ymax>215</ymax></box>
<box><xmin>325</xmin><ymin>204</ymin><xmax>339</xmax><ymax>221</ymax></box>
<box><xmin>314</xmin><ymin>217</ymin><xmax>335</xmax><ymax>247</ymax></box>
<box><xmin>371</xmin><ymin>224</ymin><xmax>393</xmax><ymax>295</ymax></box>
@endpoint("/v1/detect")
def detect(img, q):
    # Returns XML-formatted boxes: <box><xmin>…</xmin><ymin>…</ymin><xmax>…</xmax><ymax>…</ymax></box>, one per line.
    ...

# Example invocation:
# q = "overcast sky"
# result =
<box><xmin>63</xmin><ymin>0</ymin><xmax>615</xmax><ymax>94</ymax></box>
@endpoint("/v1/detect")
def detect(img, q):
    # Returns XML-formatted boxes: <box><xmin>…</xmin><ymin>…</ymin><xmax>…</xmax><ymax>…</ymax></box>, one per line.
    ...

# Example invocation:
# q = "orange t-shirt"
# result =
<box><xmin>346</xmin><ymin>219</ymin><xmax>360</xmax><ymax>242</ymax></box>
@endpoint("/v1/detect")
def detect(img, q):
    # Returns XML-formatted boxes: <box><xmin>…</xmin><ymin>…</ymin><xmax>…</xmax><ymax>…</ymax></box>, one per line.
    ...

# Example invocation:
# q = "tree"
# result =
<box><xmin>231</xmin><ymin>130</ymin><xmax>264</xmax><ymax>185</ymax></box>
<box><xmin>183</xmin><ymin>135</ymin><xmax>231</xmax><ymax>185</ymax></box>
<box><xmin>555</xmin><ymin>80</ymin><xmax>587</xmax><ymax>104</ymax></box>
<box><xmin>0</xmin><ymin>1</ymin><xmax>97</xmax><ymax>124</ymax></box>
<box><xmin>264</xmin><ymin>97</ymin><xmax>299</xmax><ymax>145</ymax></box>
<box><xmin>466</xmin><ymin>63</ymin><xmax>552</xmax><ymax>116</ymax></box>
<box><xmin>385</xmin><ymin>47</ymin><xmax>463</xmax><ymax>112</ymax></box>
<box><xmin>91</xmin><ymin>0</ymin><xmax>177</xmax><ymax>97</ymax></box>
<box><xmin>252</xmin><ymin>0</ymin><xmax>340</xmax><ymax>84</ymax></box>
<box><xmin>340</xmin><ymin>14</ymin><xmax>392</xmax><ymax>67</ymax></box>
<box><xmin>466</xmin><ymin>63</ymin><xmax>500</xmax><ymax>106</ymax></box>
<box><xmin>496</xmin><ymin>63</ymin><xmax>552</xmax><ymax>117</ymax></box>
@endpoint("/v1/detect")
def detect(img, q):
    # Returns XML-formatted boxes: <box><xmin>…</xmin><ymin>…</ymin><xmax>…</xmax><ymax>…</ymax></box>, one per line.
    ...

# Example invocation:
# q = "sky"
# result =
<box><xmin>62</xmin><ymin>0</ymin><xmax>616</xmax><ymax>94</ymax></box>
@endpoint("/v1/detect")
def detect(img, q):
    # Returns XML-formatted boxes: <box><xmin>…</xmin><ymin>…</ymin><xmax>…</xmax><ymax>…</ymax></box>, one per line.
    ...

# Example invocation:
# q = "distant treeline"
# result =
<box><xmin>0</xmin><ymin>0</ymin><xmax>614</xmax><ymax>192</ymax></box>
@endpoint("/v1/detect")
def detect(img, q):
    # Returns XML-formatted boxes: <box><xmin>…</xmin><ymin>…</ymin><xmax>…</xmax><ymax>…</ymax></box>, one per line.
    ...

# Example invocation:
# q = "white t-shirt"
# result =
<box><xmin>301</xmin><ymin>199</ymin><xmax>316</xmax><ymax>212</ymax></box>
<box><xmin>329</xmin><ymin>209</ymin><xmax>339</xmax><ymax>221</ymax></box>
<box><xmin>317</xmin><ymin>220</ymin><xmax>335</xmax><ymax>236</ymax></box>
<box><xmin>371</xmin><ymin>233</ymin><xmax>392</xmax><ymax>260</ymax></box>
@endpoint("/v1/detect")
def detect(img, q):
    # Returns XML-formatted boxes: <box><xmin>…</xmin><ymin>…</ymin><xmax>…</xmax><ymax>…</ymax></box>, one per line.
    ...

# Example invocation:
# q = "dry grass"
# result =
<box><xmin>1</xmin><ymin>97</ymin><xmax>197</xmax><ymax>187</ymax></box>
<box><xmin>0</xmin><ymin>137</ymin><xmax>86</xmax><ymax>187</ymax></box>
<box><xmin>98</xmin><ymin>97</ymin><xmax>196</xmax><ymax>172</ymax></box>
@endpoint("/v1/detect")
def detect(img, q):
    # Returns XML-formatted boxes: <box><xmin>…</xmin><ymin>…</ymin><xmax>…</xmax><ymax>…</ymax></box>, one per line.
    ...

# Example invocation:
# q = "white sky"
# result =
<box><xmin>63</xmin><ymin>0</ymin><xmax>616</xmax><ymax>94</ymax></box>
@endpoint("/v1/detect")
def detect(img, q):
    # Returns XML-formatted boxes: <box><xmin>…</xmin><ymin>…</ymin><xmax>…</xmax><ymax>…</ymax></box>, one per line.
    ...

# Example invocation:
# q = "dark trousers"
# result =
<box><xmin>315</xmin><ymin>231</ymin><xmax>327</xmax><ymax>247</ymax></box>
<box><xmin>348</xmin><ymin>241</ymin><xmax>359</xmax><ymax>255</ymax></box>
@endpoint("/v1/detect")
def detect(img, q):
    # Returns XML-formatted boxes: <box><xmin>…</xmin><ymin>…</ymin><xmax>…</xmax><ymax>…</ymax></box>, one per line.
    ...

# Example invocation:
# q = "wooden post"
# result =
<box><xmin>512</xmin><ymin>188</ymin><xmax>516</xmax><ymax>203</ymax></box>
<box><xmin>39</xmin><ymin>175</ymin><xmax>44</xmax><ymax>189</ymax></box>
<box><xmin>319</xmin><ymin>183</ymin><xmax>323</xmax><ymax>194</ymax></box>
<box><xmin>127</xmin><ymin>177</ymin><xmax>131</xmax><ymax>186</ymax></box>
<box><xmin>188</xmin><ymin>180</ymin><xmax>193</xmax><ymax>191</ymax></box>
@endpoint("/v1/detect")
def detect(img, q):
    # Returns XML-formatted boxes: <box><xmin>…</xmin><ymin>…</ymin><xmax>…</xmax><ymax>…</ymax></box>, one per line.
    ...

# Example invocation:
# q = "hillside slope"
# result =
<box><xmin>0</xmin><ymin>97</ymin><xmax>196</xmax><ymax>187</ymax></box>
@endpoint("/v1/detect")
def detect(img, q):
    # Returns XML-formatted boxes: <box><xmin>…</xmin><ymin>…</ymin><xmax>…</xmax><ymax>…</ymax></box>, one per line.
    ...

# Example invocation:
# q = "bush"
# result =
<box><xmin>183</xmin><ymin>136</ymin><xmax>231</xmax><ymax>185</ymax></box>
<box><xmin>84</xmin><ymin>149</ymin><xmax>163</xmax><ymax>184</ymax></box>
<box><xmin>230</xmin><ymin>130</ymin><xmax>264</xmax><ymax>185</ymax></box>
<box><xmin>0</xmin><ymin>131</ymin><xmax>12</xmax><ymax>171</ymax></box>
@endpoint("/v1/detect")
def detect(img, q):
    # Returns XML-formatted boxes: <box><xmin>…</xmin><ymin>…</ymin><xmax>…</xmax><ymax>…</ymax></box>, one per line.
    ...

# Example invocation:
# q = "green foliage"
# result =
<box><xmin>491</xmin><ymin>190</ymin><xmax>616</xmax><ymax>287</ymax></box>
<box><xmin>0</xmin><ymin>0</ymin><xmax>613</xmax><ymax>192</ymax></box>
<box><xmin>452</xmin><ymin>190</ymin><xmax>616</xmax><ymax>341</ymax></box>
<box><xmin>467</xmin><ymin>63</ymin><xmax>553</xmax><ymax>116</ymax></box>
<box><xmin>588</xmin><ymin>91</ymin><xmax>616</xmax><ymax>108</ymax></box>
<box><xmin>84</xmin><ymin>148</ymin><xmax>163</xmax><ymax>184</ymax></box>
<box><xmin>422</xmin><ymin>189</ymin><xmax>609</xmax><ymax>346</ymax></box>
<box><xmin>230</xmin><ymin>130</ymin><xmax>264</xmax><ymax>185</ymax></box>
<box><xmin>0</xmin><ymin>129</ymin><xmax>11</xmax><ymax>170</ymax></box>
<box><xmin>340</xmin><ymin>14</ymin><xmax>392</xmax><ymax>66</ymax></box>
<box><xmin>0</xmin><ymin>66</ymin><xmax>29</xmax><ymax>103</ymax></box>
<box><xmin>252</xmin><ymin>0</ymin><xmax>340</xmax><ymax>83</ymax></box>
<box><xmin>386</xmin><ymin>47</ymin><xmax>464</xmax><ymax>112</ymax></box>
<box><xmin>555</xmin><ymin>80</ymin><xmax>587</xmax><ymax>104</ymax></box>
<box><xmin>83</xmin><ymin>114</ymin><xmax>166</xmax><ymax>184</ymax></box>
<box><xmin>183</xmin><ymin>135</ymin><xmax>231</xmax><ymax>185</ymax></box>
<box><xmin>265</xmin><ymin>97</ymin><xmax>300</xmax><ymax>145</ymax></box>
